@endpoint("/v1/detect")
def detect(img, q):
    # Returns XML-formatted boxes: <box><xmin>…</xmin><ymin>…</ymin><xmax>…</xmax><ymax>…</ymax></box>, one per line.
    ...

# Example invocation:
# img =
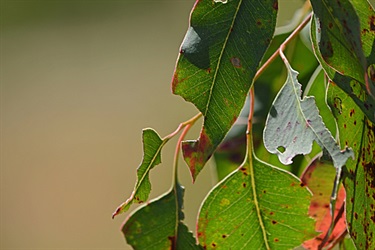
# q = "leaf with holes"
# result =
<box><xmin>327</xmin><ymin>82</ymin><xmax>375</xmax><ymax>249</ymax></box>
<box><xmin>263</xmin><ymin>59</ymin><xmax>354</xmax><ymax>180</ymax></box>
<box><xmin>113</xmin><ymin>129</ymin><xmax>166</xmax><ymax>218</ymax></box>
<box><xmin>123</xmin><ymin>183</ymin><xmax>202</xmax><ymax>250</ymax></box>
<box><xmin>197</xmin><ymin>144</ymin><xmax>316</xmax><ymax>249</ymax></box>
<box><xmin>310</xmin><ymin>1</ymin><xmax>375</xmax><ymax>123</ymax></box>
<box><xmin>172</xmin><ymin>0</ymin><xmax>278</xmax><ymax>181</ymax></box>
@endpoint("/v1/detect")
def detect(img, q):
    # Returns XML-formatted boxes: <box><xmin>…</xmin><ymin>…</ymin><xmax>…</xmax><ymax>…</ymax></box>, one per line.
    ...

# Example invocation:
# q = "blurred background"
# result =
<box><xmin>2</xmin><ymin>0</ymin><xmax>363</xmax><ymax>249</ymax></box>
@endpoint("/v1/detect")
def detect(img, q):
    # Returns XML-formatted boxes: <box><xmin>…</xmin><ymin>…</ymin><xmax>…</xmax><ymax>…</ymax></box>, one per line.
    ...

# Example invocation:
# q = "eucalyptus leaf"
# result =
<box><xmin>198</xmin><ymin>145</ymin><xmax>316</xmax><ymax>249</ymax></box>
<box><xmin>113</xmin><ymin>129</ymin><xmax>166</xmax><ymax>218</ymax></box>
<box><xmin>172</xmin><ymin>0</ymin><xmax>278</xmax><ymax>181</ymax></box>
<box><xmin>263</xmin><ymin>61</ymin><xmax>354</xmax><ymax>173</ymax></box>
<box><xmin>327</xmin><ymin>83</ymin><xmax>375</xmax><ymax>249</ymax></box>
<box><xmin>123</xmin><ymin>184</ymin><xmax>202</xmax><ymax>250</ymax></box>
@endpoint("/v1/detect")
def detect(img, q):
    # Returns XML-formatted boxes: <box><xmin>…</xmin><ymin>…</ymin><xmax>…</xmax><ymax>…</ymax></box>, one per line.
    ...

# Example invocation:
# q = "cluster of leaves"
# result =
<box><xmin>113</xmin><ymin>0</ymin><xmax>375</xmax><ymax>249</ymax></box>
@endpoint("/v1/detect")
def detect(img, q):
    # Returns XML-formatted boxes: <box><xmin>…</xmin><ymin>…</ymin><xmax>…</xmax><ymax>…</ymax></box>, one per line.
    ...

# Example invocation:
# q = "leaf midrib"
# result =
<box><xmin>204</xmin><ymin>0</ymin><xmax>243</xmax><ymax>117</ymax></box>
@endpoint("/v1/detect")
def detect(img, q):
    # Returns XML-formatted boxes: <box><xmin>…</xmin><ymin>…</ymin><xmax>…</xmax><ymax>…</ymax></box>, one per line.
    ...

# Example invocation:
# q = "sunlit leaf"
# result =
<box><xmin>327</xmin><ymin>83</ymin><xmax>375</xmax><ymax>249</ymax></box>
<box><xmin>339</xmin><ymin>235</ymin><xmax>357</xmax><ymax>250</ymax></box>
<box><xmin>197</xmin><ymin>143</ymin><xmax>316</xmax><ymax>249</ymax></box>
<box><xmin>113</xmin><ymin>129</ymin><xmax>166</xmax><ymax>218</ymax></box>
<box><xmin>310</xmin><ymin>1</ymin><xmax>375</xmax><ymax>123</ymax></box>
<box><xmin>172</xmin><ymin>0</ymin><xmax>278</xmax><ymax>180</ymax></box>
<box><xmin>122</xmin><ymin>183</ymin><xmax>202</xmax><ymax>250</ymax></box>
<box><xmin>254</xmin><ymin>21</ymin><xmax>320</xmax><ymax>176</ymax></box>
<box><xmin>309</xmin><ymin>0</ymin><xmax>367</xmax><ymax>84</ymax></box>
<box><xmin>263</xmin><ymin>60</ymin><xmax>354</xmax><ymax>174</ymax></box>
<box><xmin>301</xmin><ymin>155</ymin><xmax>347</xmax><ymax>249</ymax></box>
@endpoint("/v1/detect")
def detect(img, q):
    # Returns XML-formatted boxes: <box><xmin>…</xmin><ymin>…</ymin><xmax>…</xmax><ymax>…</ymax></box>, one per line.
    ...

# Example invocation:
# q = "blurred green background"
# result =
<box><xmin>3</xmin><ymin>0</ymin><xmax>369</xmax><ymax>249</ymax></box>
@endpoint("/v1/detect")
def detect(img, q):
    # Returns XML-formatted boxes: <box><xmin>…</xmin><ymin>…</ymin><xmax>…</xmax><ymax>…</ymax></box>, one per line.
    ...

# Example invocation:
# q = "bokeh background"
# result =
<box><xmin>3</xmin><ymin>0</ymin><xmax>370</xmax><ymax>249</ymax></box>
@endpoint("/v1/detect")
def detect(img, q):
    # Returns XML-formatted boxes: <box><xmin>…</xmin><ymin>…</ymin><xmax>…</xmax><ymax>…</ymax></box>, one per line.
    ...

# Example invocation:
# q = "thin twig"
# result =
<box><xmin>254</xmin><ymin>12</ymin><xmax>312</xmax><ymax>81</ymax></box>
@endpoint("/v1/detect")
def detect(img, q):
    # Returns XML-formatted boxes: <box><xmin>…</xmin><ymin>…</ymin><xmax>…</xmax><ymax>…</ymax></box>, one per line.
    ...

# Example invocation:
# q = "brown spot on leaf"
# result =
<box><xmin>168</xmin><ymin>236</ymin><xmax>176</xmax><ymax>249</ymax></box>
<box><xmin>272</xmin><ymin>220</ymin><xmax>277</xmax><ymax>224</ymax></box>
<box><xmin>230</xmin><ymin>57</ymin><xmax>241</xmax><ymax>68</ymax></box>
<box><xmin>272</xmin><ymin>1</ymin><xmax>278</xmax><ymax>10</ymax></box>
<box><xmin>369</xmin><ymin>15</ymin><xmax>375</xmax><ymax>31</ymax></box>
<box><xmin>274</xmin><ymin>238</ymin><xmax>279</xmax><ymax>242</ymax></box>
<box><xmin>364</xmin><ymin>162</ymin><xmax>375</xmax><ymax>188</ymax></box>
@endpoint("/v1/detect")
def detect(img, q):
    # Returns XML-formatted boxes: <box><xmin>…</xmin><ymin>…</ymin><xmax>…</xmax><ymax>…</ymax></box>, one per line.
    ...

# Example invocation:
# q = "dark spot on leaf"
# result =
<box><xmin>300</xmin><ymin>182</ymin><xmax>306</xmax><ymax>187</ymax></box>
<box><xmin>354</xmin><ymin>212</ymin><xmax>358</xmax><ymax>220</ymax></box>
<box><xmin>364</xmin><ymin>163</ymin><xmax>375</xmax><ymax>188</ymax></box>
<box><xmin>354</xmin><ymin>120</ymin><xmax>357</xmax><ymax>125</ymax></box>
<box><xmin>344</xmin><ymin>124</ymin><xmax>347</xmax><ymax>129</ymax></box>
<box><xmin>222</xmin><ymin>234</ymin><xmax>227</xmax><ymax>238</ymax></box>
<box><xmin>263</xmin><ymin>190</ymin><xmax>267</xmax><ymax>194</ymax></box>
<box><xmin>168</xmin><ymin>236</ymin><xmax>176</xmax><ymax>249</ymax></box>
<box><xmin>324</xmin><ymin>204</ymin><xmax>329</xmax><ymax>208</ymax></box>
<box><xmin>270</xmin><ymin>212</ymin><xmax>274</xmax><ymax>215</ymax></box>
<box><xmin>230</xmin><ymin>57</ymin><xmax>241</xmax><ymax>68</ymax></box>
<box><xmin>322</xmin><ymin>40</ymin><xmax>333</xmax><ymax>58</ymax></box>
<box><xmin>319</xmin><ymin>192</ymin><xmax>323</xmax><ymax>196</ymax></box>
<box><xmin>242</xmin><ymin>183</ymin><xmax>247</xmax><ymax>188</ymax></box>
<box><xmin>206</xmin><ymin>68</ymin><xmax>212</xmax><ymax>74</ymax></box>
<box><xmin>328</xmin><ymin>22</ymin><xmax>333</xmax><ymax>28</ymax></box>
<box><xmin>290</xmin><ymin>182</ymin><xmax>295</xmax><ymax>186</ymax></box>
<box><xmin>240</xmin><ymin>167</ymin><xmax>248</xmax><ymax>176</ymax></box>
<box><xmin>274</xmin><ymin>238</ymin><xmax>279</xmax><ymax>242</ymax></box>
<box><xmin>211</xmin><ymin>242</ymin><xmax>217</xmax><ymax>247</ymax></box>
<box><xmin>272</xmin><ymin>220</ymin><xmax>277</xmax><ymax>224</ymax></box>
<box><xmin>272</xmin><ymin>1</ymin><xmax>278</xmax><ymax>10</ymax></box>
<box><xmin>306</xmin><ymin>119</ymin><xmax>312</xmax><ymax>127</ymax></box>
<box><xmin>369</xmin><ymin>15</ymin><xmax>375</xmax><ymax>31</ymax></box>
<box><xmin>256</xmin><ymin>20</ymin><xmax>262</xmax><ymax>26</ymax></box>
<box><xmin>350</xmin><ymin>109</ymin><xmax>355</xmax><ymax>117</ymax></box>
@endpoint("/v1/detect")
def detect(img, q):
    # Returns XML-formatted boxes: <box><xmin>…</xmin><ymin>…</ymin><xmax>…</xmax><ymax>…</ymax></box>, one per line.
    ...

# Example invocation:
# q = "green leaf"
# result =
<box><xmin>122</xmin><ymin>184</ymin><xmax>203</xmax><ymax>250</ymax></box>
<box><xmin>339</xmin><ymin>235</ymin><xmax>357</xmax><ymax>250</ymax></box>
<box><xmin>327</xmin><ymin>83</ymin><xmax>375</xmax><ymax>249</ymax></box>
<box><xmin>172</xmin><ymin>0</ymin><xmax>278</xmax><ymax>180</ymax></box>
<box><xmin>310</xmin><ymin>2</ymin><xmax>375</xmax><ymax>123</ymax></box>
<box><xmin>113</xmin><ymin>128</ymin><xmax>166</xmax><ymax>218</ymax></box>
<box><xmin>197</xmin><ymin>146</ymin><xmax>316</xmax><ymax>249</ymax></box>
<box><xmin>309</xmin><ymin>0</ymin><xmax>367</xmax><ymax>84</ymax></box>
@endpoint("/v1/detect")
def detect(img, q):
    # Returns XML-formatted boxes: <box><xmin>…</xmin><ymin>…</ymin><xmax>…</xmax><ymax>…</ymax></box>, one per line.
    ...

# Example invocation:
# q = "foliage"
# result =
<box><xmin>113</xmin><ymin>0</ymin><xmax>375</xmax><ymax>249</ymax></box>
